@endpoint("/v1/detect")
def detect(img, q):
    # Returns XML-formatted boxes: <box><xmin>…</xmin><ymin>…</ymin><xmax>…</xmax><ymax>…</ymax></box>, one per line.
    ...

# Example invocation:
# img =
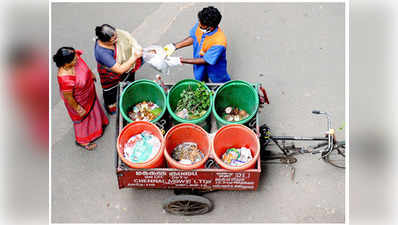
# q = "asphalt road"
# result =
<box><xmin>51</xmin><ymin>2</ymin><xmax>345</xmax><ymax>223</ymax></box>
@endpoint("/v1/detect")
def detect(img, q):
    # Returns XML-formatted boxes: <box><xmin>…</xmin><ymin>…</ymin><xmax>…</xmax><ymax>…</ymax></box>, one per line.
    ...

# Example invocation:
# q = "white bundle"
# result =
<box><xmin>115</xmin><ymin>29</ymin><xmax>142</xmax><ymax>72</ymax></box>
<box><xmin>142</xmin><ymin>45</ymin><xmax>170</xmax><ymax>76</ymax></box>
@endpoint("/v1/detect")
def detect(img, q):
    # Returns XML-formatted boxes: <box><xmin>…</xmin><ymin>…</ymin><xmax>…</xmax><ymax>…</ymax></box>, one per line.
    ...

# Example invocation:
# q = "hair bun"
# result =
<box><xmin>52</xmin><ymin>53</ymin><xmax>59</xmax><ymax>63</ymax></box>
<box><xmin>53</xmin><ymin>47</ymin><xmax>75</xmax><ymax>68</ymax></box>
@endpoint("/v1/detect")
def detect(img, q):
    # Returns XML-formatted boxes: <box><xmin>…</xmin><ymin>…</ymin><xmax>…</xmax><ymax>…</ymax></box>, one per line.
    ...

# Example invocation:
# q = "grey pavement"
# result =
<box><xmin>51</xmin><ymin>2</ymin><xmax>345</xmax><ymax>223</ymax></box>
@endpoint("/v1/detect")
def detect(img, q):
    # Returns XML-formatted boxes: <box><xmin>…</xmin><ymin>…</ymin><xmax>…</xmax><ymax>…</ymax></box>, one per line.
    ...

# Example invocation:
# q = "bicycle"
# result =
<box><xmin>259</xmin><ymin>110</ymin><xmax>346</xmax><ymax>169</ymax></box>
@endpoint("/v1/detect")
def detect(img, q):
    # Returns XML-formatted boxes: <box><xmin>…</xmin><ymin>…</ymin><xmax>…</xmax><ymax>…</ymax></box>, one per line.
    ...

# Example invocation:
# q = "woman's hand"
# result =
<box><xmin>63</xmin><ymin>91</ymin><xmax>87</xmax><ymax>116</ymax></box>
<box><xmin>126</xmin><ymin>49</ymin><xmax>142</xmax><ymax>64</ymax></box>
<box><xmin>91</xmin><ymin>71</ymin><xmax>97</xmax><ymax>82</ymax></box>
<box><xmin>134</xmin><ymin>49</ymin><xmax>143</xmax><ymax>59</ymax></box>
<box><xmin>111</xmin><ymin>49</ymin><xmax>143</xmax><ymax>74</ymax></box>
<box><xmin>76</xmin><ymin>105</ymin><xmax>87</xmax><ymax>117</ymax></box>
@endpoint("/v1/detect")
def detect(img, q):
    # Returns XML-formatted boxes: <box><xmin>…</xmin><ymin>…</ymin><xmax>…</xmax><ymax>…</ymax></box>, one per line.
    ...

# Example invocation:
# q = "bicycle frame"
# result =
<box><xmin>265</xmin><ymin>110</ymin><xmax>335</xmax><ymax>157</ymax></box>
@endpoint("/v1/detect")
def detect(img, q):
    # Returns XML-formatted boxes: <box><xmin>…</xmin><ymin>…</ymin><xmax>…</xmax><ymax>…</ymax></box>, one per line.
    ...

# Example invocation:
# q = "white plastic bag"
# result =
<box><xmin>143</xmin><ymin>45</ymin><xmax>169</xmax><ymax>75</ymax></box>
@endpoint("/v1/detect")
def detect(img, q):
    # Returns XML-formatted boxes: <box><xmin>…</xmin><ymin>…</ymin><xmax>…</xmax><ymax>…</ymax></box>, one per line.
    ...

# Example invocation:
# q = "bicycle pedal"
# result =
<box><xmin>280</xmin><ymin>157</ymin><xmax>297</xmax><ymax>164</ymax></box>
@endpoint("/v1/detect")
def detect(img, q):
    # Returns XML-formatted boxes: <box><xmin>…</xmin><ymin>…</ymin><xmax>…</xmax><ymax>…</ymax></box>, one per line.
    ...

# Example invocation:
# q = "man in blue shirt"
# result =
<box><xmin>164</xmin><ymin>6</ymin><xmax>231</xmax><ymax>83</ymax></box>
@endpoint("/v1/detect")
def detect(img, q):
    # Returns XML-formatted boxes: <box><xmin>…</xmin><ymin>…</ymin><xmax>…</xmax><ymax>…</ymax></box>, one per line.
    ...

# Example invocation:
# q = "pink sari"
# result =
<box><xmin>58</xmin><ymin>50</ymin><xmax>109</xmax><ymax>144</ymax></box>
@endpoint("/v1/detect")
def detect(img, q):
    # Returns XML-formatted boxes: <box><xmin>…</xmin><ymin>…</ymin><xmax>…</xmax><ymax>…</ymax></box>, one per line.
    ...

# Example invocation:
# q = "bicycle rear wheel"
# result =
<box><xmin>322</xmin><ymin>142</ymin><xmax>345</xmax><ymax>169</ymax></box>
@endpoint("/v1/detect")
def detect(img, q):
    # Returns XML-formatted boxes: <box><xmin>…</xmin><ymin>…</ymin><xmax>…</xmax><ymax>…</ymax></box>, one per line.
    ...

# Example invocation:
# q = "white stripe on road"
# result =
<box><xmin>131</xmin><ymin>3</ymin><xmax>195</xmax><ymax>47</ymax></box>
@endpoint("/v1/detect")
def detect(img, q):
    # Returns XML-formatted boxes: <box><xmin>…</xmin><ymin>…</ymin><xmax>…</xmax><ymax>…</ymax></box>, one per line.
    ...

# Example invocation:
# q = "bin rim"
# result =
<box><xmin>120</xmin><ymin>79</ymin><xmax>167</xmax><ymax>123</ymax></box>
<box><xmin>212</xmin><ymin>124</ymin><xmax>260</xmax><ymax>172</ymax></box>
<box><xmin>212</xmin><ymin>80</ymin><xmax>259</xmax><ymax>125</ymax></box>
<box><xmin>163</xmin><ymin>123</ymin><xmax>211</xmax><ymax>170</ymax></box>
<box><xmin>117</xmin><ymin>120</ymin><xmax>165</xmax><ymax>169</ymax></box>
<box><xmin>166</xmin><ymin>79</ymin><xmax>213</xmax><ymax>124</ymax></box>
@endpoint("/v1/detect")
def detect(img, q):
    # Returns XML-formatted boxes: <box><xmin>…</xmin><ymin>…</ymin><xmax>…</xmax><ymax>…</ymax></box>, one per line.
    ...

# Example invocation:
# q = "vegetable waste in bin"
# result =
<box><xmin>166</xmin><ymin>79</ymin><xmax>212</xmax><ymax>131</ymax></box>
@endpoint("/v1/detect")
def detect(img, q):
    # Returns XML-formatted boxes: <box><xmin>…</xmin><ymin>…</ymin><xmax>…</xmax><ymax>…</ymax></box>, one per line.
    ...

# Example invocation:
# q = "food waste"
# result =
<box><xmin>175</xmin><ymin>83</ymin><xmax>210</xmax><ymax>120</ymax></box>
<box><xmin>123</xmin><ymin>131</ymin><xmax>161</xmax><ymax>163</ymax></box>
<box><xmin>223</xmin><ymin>106</ymin><xmax>249</xmax><ymax>122</ymax></box>
<box><xmin>172</xmin><ymin>142</ymin><xmax>205</xmax><ymax>165</ymax></box>
<box><xmin>128</xmin><ymin>101</ymin><xmax>162</xmax><ymax>121</ymax></box>
<box><xmin>221</xmin><ymin>147</ymin><xmax>253</xmax><ymax>166</ymax></box>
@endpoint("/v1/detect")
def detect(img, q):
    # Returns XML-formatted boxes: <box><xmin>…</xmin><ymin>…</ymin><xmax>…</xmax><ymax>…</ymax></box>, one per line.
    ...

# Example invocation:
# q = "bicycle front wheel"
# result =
<box><xmin>322</xmin><ymin>142</ymin><xmax>345</xmax><ymax>169</ymax></box>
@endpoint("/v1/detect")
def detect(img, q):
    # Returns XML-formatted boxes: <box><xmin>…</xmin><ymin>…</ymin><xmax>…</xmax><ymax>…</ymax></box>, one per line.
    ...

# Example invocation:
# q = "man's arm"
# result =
<box><xmin>175</xmin><ymin>37</ymin><xmax>194</xmax><ymax>50</ymax></box>
<box><xmin>181</xmin><ymin>57</ymin><xmax>207</xmax><ymax>65</ymax></box>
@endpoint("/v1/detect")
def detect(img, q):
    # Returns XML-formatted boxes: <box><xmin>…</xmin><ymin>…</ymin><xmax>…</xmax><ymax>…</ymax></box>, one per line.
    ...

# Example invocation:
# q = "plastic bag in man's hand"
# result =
<box><xmin>143</xmin><ymin>45</ymin><xmax>169</xmax><ymax>75</ymax></box>
<box><xmin>165</xmin><ymin>56</ymin><xmax>182</xmax><ymax>67</ymax></box>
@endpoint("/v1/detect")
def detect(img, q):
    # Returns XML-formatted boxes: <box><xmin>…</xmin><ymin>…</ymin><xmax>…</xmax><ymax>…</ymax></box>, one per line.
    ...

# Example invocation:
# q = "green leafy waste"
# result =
<box><xmin>175</xmin><ymin>82</ymin><xmax>211</xmax><ymax>120</ymax></box>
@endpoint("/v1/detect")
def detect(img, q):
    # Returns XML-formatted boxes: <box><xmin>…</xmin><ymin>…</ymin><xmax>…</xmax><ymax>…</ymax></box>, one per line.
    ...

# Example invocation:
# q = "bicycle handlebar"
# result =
<box><xmin>312</xmin><ymin>110</ymin><xmax>333</xmax><ymax>153</ymax></box>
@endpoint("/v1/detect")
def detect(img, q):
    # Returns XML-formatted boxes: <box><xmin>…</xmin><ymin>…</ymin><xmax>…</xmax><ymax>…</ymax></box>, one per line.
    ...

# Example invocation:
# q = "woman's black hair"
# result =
<box><xmin>198</xmin><ymin>6</ymin><xmax>222</xmax><ymax>28</ymax></box>
<box><xmin>95</xmin><ymin>24</ymin><xmax>116</xmax><ymax>42</ymax></box>
<box><xmin>53</xmin><ymin>47</ymin><xmax>75</xmax><ymax>68</ymax></box>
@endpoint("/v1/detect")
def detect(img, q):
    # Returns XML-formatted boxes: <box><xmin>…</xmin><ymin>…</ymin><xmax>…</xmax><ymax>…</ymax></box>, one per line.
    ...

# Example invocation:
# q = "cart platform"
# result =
<box><xmin>115</xmin><ymin>82</ymin><xmax>262</xmax><ymax>191</ymax></box>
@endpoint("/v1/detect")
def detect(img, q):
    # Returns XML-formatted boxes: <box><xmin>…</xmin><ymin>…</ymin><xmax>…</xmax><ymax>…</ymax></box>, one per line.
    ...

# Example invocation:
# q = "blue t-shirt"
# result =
<box><xmin>94</xmin><ymin>41</ymin><xmax>116</xmax><ymax>68</ymax></box>
<box><xmin>189</xmin><ymin>23</ymin><xmax>230</xmax><ymax>83</ymax></box>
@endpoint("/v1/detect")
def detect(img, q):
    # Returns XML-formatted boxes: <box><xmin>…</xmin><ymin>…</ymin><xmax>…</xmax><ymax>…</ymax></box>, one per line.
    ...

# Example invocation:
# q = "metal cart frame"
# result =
<box><xmin>115</xmin><ymin>81</ymin><xmax>267</xmax><ymax>215</ymax></box>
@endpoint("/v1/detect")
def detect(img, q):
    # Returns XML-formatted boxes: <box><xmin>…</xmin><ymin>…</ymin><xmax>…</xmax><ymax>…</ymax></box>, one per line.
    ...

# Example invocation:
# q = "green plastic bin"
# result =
<box><xmin>120</xmin><ymin>79</ymin><xmax>167</xmax><ymax>123</ymax></box>
<box><xmin>166</xmin><ymin>79</ymin><xmax>212</xmax><ymax>131</ymax></box>
<box><xmin>212</xmin><ymin>80</ymin><xmax>259</xmax><ymax>128</ymax></box>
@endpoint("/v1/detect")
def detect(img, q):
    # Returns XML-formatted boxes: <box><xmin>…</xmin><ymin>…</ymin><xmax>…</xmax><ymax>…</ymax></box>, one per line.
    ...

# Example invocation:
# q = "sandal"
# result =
<box><xmin>76</xmin><ymin>141</ymin><xmax>97</xmax><ymax>151</ymax></box>
<box><xmin>105</xmin><ymin>104</ymin><xmax>117</xmax><ymax>115</ymax></box>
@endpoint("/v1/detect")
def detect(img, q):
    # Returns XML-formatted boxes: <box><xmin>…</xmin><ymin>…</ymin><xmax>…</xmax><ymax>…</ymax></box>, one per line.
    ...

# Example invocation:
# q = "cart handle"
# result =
<box><xmin>155</xmin><ymin>74</ymin><xmax>168</xmax><ymax>93</ymax></box>
<box><xmin>259</xmin><ymin>85</ymin><xmax>269</xmax><ymax>105</ymax></box>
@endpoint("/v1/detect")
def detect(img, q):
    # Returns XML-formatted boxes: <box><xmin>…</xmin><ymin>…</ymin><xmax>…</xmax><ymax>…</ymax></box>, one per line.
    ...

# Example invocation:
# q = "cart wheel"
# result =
<box><xmin>322</xmin><ymin>143</ymin><xmax>345</xmax><ymax>169</ymax></box>
<box><xmin>174</xmin><ymin>189</ymin><xmax>216</xmax><ymax>196</ymax></box>
<box><xmin>163</xmin><ymin>195</ymin><xmax>213</xmax><ymax>216</ymax></box>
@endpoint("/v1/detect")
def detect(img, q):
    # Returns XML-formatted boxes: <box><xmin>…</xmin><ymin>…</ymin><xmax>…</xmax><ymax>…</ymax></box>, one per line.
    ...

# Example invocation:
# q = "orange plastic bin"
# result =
<box><xmin>117</xmin><ymin>121</ymin><xmax>165</xmax><ymax>169</ymax></box>
<box><xmin>164</xmin><ymin>123</ymin><xmax>210</xmax><ymax>170</ymax></box>
<box><xmin>212</xmin><ymin>124</ymin><xmax>260</xmax><ymax>172</ymax></box>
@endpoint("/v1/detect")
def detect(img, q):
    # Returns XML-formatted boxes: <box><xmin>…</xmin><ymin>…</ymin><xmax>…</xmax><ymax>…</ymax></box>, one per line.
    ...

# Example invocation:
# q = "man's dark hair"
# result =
<box><xmin>198</xmin><ymin>6</ymin><xmax>222</xmax><ymax>28</ymax></box>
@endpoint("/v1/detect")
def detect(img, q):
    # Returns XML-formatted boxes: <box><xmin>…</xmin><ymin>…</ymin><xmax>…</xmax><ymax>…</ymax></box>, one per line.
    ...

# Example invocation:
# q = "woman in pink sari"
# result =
<box><xmin>53</xmin><ymin>47</ymin><xmax>109</xmax><ymax>150</ymax></box>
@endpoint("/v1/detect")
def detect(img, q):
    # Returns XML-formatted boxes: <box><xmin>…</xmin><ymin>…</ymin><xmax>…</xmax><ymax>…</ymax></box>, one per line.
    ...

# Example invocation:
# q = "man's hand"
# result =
<box><xmin>164</xmin><ymin>43</ymin><xmax>176</xmax><ymax>56</ymax></box>
<box><xmin>165</xmin><ymin>56</ymin><xmax>182</xmax><ymax>67</ymax></box>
